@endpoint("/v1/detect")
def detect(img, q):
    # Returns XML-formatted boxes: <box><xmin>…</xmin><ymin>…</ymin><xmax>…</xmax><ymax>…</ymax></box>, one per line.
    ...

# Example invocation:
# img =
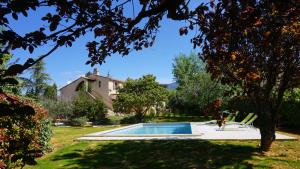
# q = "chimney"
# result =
<box><xmin>93</xmin><ymin>68</ymin><xmax>99</xmax><ymax>75</ymax></box>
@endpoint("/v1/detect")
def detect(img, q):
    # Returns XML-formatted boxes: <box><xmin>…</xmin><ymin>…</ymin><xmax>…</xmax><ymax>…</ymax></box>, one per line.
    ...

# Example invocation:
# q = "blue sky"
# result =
<box><xmin>9</xmin><ymin>4</ymin><xmax>198</xmax><ymax>88</ymax></box>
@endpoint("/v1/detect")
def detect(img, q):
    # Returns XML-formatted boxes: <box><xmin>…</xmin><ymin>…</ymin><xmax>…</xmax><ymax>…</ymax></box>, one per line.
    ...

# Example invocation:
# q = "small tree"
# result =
<box><xmin>72</xmin><ymin>91</ymin><xmax>107</xmax><ymax>124</ymax></box>
<box><xmin>113</xmin><ymin>75</ymin><xmax>168</xmax><ymax>122</ymax></box>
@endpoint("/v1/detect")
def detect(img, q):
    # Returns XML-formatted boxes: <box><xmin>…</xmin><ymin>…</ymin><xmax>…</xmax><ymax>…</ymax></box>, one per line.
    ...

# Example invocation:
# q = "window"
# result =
<box><xmin>98</xmin><ymin>80</ymin><xmax>101</xmax><ymax>88</ymax></box>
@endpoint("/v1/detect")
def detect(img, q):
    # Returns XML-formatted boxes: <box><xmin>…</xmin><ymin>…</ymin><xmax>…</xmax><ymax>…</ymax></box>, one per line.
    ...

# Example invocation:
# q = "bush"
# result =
<box><xmin>119</xmin><ymin>115</ymin><xmax>154</xmax><ymax>124</ymax></box>
<box><xmin>280</xmin><ymin>101</ymin><xmax>300</xmax><ymax>128</ymax></box>
<box><xmin>69</xmin><ymin>117</ymin><xmax>88</xmax><ymax>126</ymax></box>
<box><xmin>41</xmin><ymin>99</ymin><xmax>73</xmax><ymax>121</ymax></box>
<box><xmin>0</xmin><ymin>93</ymin><xmax>50</xmax><ymax>168</ymax></box>
<box><xmin>227</xmin><ymin>95</ymin><xmax>300</xmax><ymax>127</ymax></box>
<box><xmin>72</xmin><ymin>91</ymin><xmax>107</xmax><ymax>124</ymax></box>
<box><xmin>38</xmin><ymin>119</ymin><xmax>52</xmax><ymax>153</ymax></box>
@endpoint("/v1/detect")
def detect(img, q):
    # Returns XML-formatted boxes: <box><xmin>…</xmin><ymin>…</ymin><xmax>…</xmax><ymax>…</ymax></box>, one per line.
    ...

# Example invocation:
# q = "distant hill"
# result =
<box><xmin>160</xmin><ymin>82</ymin><xmax>178</xmax><ymax>90</ymax></box>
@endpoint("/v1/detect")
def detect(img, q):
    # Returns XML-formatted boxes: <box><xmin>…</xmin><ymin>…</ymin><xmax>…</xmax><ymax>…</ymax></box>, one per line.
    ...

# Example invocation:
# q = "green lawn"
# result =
<box><xmin>25</xmin><ymin>118</ymin><xmax>300</xmax><ymax>169</ymax></box>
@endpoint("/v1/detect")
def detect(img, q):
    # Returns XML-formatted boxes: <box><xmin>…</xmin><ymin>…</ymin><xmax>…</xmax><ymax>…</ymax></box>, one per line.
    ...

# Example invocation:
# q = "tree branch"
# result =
<box><xmin>22</xmin><ymin>44</ymin><xmax>60</xmax><ymax>72</ymax></box>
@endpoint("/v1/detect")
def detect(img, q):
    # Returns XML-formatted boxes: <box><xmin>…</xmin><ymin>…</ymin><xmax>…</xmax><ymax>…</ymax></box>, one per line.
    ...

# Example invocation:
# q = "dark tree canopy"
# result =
<box><xmin>196</xmin><ymin>0</ymin><xmax>299</xmax><ymax>151</ymax></box>
<box><xmin>0</xmin><ymin>0</ymin><xmax>208</xmax><ymax>75</ymax></box>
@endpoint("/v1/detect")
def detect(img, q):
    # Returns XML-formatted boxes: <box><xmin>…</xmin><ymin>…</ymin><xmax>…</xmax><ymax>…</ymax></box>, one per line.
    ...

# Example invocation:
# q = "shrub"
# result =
<box><xmin>70</xmin><ymin>116</ymin><xmax>88</xmax><ymax>127</ymax></box>
<box><xmin>37</xmin><ymin>119</ymin><xmax>52</xmax><ymax>153</ymax></box>
<box><xmin>120</xmin><ymin>115</ymin><xmax>153</xmax><ymax>124</ymax></box>
<box><xmin>279</xmin><ymin>89</ymin><xmax>300</xmax><ymax>127</ymax></box>
<box><xmin>227</xmin><ymin>96</ymin><xmax>255</xmax><ymax>114</ymax></box>
<box><xmin>41</xmin><ymin>99</ymin><xmax>73</xmax><ymax>121</ymax></box>
<box><xmin>0</xmin><ymin>93</ymin><xmax>50</xmax><ymax>168</ymax></box>
<box><xmin>228</xmin><ymin>94</ymin><xmax>300</xmax><ymax>128</ymax></box>
<box><xmin>72</xmin><ymin>91</ymin><xmax>107</xmax><ymax>124</ymax></box>
<box><xmin>280</xmin><ymin>101</ymin><xmax>300</xmax><ymax>128</ymax></box>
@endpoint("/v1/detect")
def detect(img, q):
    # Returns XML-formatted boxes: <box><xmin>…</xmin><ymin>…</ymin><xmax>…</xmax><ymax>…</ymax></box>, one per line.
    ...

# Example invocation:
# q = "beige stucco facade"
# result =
<box><xmin>59</xmin><ymin>69</ymin><xmax>123</xmax><ymax>110</ymax></box>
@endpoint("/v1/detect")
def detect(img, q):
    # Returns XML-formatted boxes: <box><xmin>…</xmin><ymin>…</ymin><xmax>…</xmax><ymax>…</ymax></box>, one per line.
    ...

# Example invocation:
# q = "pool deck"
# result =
<box><xmin>77</xmin><ymin>122</ymin><xmax>296</xmax><ymax>141</ymax></box>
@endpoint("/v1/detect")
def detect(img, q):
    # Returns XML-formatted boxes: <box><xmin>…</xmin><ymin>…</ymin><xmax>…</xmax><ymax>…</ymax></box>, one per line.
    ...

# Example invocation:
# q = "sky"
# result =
<box><xmin>8</xmin><ymin>2</ymin><xmax>200</xmax><ymax>89</ymax></box>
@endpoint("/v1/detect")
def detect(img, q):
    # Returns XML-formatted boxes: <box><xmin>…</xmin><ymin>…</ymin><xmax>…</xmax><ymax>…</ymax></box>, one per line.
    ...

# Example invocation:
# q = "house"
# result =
<box><xmin>59</xmin><ymin>68</ymin><xmax>124</xmax><ymax>110</ymax></box>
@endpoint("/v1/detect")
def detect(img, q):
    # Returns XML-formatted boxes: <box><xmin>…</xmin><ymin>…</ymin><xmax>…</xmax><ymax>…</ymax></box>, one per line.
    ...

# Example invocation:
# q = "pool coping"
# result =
<box><xmin>84</xmin><ymin>122</ymin><xmax>202</xmax><ymax>137</ymax></box>
<box><xmin>77</xmin><ymin>122</ymin><xmax>297</xmax><ymax>141</ymax></box>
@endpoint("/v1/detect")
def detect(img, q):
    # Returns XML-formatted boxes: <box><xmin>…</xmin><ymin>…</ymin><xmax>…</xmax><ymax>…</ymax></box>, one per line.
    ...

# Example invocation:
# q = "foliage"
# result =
<box><xmin>228</xmin><ymin>96</ymin><xmax>255</xmax><ymax>114</ymax></box>
<box><xmin>283</xmin><ymin>88</ymin><xmax>300</xmax><ymax>102</ymax></box>
<box><xmin>37</xmin><ymin>119</ymin><xmax>52</xmax><ymax>153</ymax></box>
<box><xmin>173</xmin><ymin>53</ymin><xmax>205</xmax><ymax>86</ymax></box>
<box><xmin>72</xmin><ymin>91</ymin><xmax>107</xmax><ymax>124</ymax></box>
<box><xmin>193</xmin><ymin>0</ymin><xmax>299</xmax><ymax>151</ymax></box>
<box><xmin>43</xmin><ymin>83</ymin><xmax>57</xmax><ymax>100</ymax></box>
<box><xmin>203</xmin><ymin>99</ymin><xmax>222</xmax><ymax>118</ymax></box>
<box><xmin>0</xmin><ymin>52</ymin><xmax>12</xmax><ymax>70</ymax></box>
<box><xmin>280</xmin><ymin>88</ymin><xmax>300</xmax><ymax>127</ymax></box>
<box><xmin>119</xmin><ymin>115</ymin><xmax>155</xmax><ymax>124</ymax></box>
<box><xmin>41</xmin><ymin>99</ymin><xmax>73</xmax><ymax>121</ymax></box>
<box><xmin>0</xmin><ymin>1</ymin><xmax>209</xmax><ymax>69</ymax></box>
<box><xmin>227</xmin><ymin>95</ymin><xmax>300</xmax><ymax>128</ymax></box>
<box><xmin>23</xmin><ymin>61</ymin><xmax>50</xmax><ymax>98</ymax></box>
<box><xmin>0</xmin><ymin>93</ymin><xmax>50</xmax><ymax>168</ymax></box>
<box><xmin>69</xmin><ymin>117</ymin><xmax>88</xmax><ymax>127</ymax></box>
<box><xmin>170</xmin><ymin>53</ymin><xmax>228</xmax><ymax>115</ymax></box>
<box><xmin>0</xmin><ymin>53</ymin><xmax>22</xmax><ymax>95</ymax></box>
<box><xmin>113</xmin><ymin>75</ymin><xmax>168</xmax><ymax>122</ymax></box>
<box><xmin>280</xmin><ymin>101</ymin><xmax>300</xmax><ymax>128</ymax></box>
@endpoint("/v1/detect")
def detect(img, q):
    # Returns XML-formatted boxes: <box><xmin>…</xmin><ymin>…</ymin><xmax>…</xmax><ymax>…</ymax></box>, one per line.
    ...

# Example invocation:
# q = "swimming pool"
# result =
<box><xmin>78</xmin><ymin>122</ymin><xmax>296</xmax><ymax>141</ymax></box>
<box><xmin>102</xmin><ymin>123</ymin><xmax>192</xmax><ymax>135</ymax></box>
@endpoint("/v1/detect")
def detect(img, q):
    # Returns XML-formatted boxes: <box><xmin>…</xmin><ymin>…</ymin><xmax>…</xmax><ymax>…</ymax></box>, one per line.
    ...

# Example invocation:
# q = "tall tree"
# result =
<box><xmin>173</xmin><ymin>53</ymin><xmax>205</xmax><ymax>86</ymax></box>
<box><xmin>24</xmin><ymin>60</ymin><xmax>50</xmax><ymax>98</ymax></box>
<box><xmin>113</xmin><ymin>75</ymin><xmax>169</xmax><ymax>122</ymax></box>
<box><xmin>194</xmin><ymin>1</ymin><xmax>299</xmax><ymax>151</ymax></box>
<box><xmin>43</xmin><ymin>83</ymin><xmax>57</xmax><ymax>100</ymax></box>
<box><xmin>172</xmin><ymin>53</ymin><xmax>227</xmax><ymax>114</ymax></box>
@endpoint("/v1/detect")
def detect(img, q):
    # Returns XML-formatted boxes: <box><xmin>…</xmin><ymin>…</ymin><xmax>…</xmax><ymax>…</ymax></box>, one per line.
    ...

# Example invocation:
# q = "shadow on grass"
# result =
<box><xmin>51</xmin><ymin>140</ymin><xmax>258</xmax><ymax>169</ymax></box>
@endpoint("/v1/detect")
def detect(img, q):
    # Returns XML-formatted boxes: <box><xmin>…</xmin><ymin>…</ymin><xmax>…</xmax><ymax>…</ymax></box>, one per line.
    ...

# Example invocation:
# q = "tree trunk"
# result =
<box><xmin>259</xmin><ymin>112</ymin><xmax>276</xmax><ymax>151</ymax></box>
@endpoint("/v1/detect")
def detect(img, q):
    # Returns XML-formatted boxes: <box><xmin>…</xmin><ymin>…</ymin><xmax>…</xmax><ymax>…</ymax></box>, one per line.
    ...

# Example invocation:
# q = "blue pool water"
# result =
<box><xmin>103</xmin><ymin>123</ymin><xmax>192</xmax><ymax>135</ymax></box>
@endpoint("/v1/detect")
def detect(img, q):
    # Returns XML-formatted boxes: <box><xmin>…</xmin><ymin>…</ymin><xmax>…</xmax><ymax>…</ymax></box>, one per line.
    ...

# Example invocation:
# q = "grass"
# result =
<box><xmin>25</xmin><ymin>116</ymin><xmax>300</xmax><ymax>169</ymax></box>
<box><xmin>49</xmin><ymin>126</ymin><xmax>117</xmax><ymax>151</ymax></box>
